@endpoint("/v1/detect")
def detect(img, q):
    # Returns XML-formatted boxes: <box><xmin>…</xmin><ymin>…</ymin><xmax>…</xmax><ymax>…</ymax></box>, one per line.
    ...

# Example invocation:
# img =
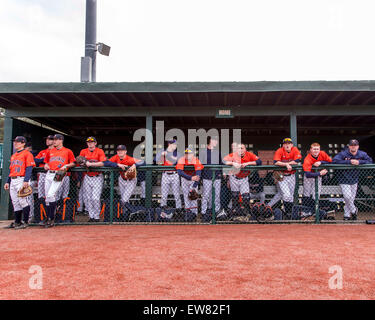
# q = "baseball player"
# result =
<box><xmin>89</xmin><ymin>145</ymin><xmax>144</xmax><ymax>212</ymax></box>
<box><xmin>303</xmin><ymin>143</ymin><xmax>332</xmax><ymax>201</ymax></box>
<box><xmin>155</xmin><ymin>139</ymin><xmax>182</xmax><ymax>211</ymax></box>
<box><xmin>175</xmin><ymin>149</ymin><xmax>204</xmax><ymax>216</ymax></box>
<box><xmin>77</xmin><ymin>137</ymin><xmax>107</xmax><ymax>222</ymax></box>
<box><xmin>4</xmin><ymin>136</ymin><xmax>35</xmax><ymax>229</ymax></box>
<box><xmin>332</xmin><ymin>139</ymin><xmax>373</xmax><ymax>220</ymax></box>
<box><xmin>199</xmin><ymin>136</ymin><xmax>222</xmax><ymax>222</ymax></box>
<box><xmin>34</xmin><ymin>135</ymin><xmax>55</xmax><ymax>219</ymax></box>
<box><xmin>267</xmin><ymin>138</ymin><xmax>302</xmax><ymax>217</ymax></box>
<box><xmin>43</xmin><ymin>134</ymin><xmax>76</xmax><ymax>228</ymax></box>
<box><xmin>223</xmin><ymin>143</ymin><xmax>262</xmax><ymax>217</ymax></box>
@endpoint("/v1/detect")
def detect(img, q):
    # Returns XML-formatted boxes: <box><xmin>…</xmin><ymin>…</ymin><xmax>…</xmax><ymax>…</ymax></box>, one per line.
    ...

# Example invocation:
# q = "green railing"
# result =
<box><xmin>24</xmin><ymin>164</ymin><xmax>375</xmax><ymax>225</ymax></box>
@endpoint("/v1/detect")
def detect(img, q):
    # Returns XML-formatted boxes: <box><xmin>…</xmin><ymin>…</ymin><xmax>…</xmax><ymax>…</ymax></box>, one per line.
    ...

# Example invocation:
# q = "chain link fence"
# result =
<box><xmin>28</xmin><ymin>164</ymin><xmax>375</xmax><ymax>225</ymax></box>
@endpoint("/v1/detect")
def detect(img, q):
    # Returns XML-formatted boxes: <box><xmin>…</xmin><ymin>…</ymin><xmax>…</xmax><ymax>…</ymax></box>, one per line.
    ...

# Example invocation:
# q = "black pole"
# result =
<box><xmin>85</xmin><ymin>0</ymin><xmax>97</xmax><ymax>82</ymax></box>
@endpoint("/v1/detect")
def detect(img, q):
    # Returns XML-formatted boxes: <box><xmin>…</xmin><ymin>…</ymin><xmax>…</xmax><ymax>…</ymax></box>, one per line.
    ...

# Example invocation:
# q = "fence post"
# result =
<box><xmin>314</xmin><ymin>174</ymin><xmax>320</xmax><ymax>224</ymax></box>
<box><xmin>211</xmin><ymin>171</ymin><xmax>216</xmax><ymax>225</ymax></box>
<box><xmin>109</xmin><ymin>170</ymin><xmax>114</xmax><ymax>224</ymax></box>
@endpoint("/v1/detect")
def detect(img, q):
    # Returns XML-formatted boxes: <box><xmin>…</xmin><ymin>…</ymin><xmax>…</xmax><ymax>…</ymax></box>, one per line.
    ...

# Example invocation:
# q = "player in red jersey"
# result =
<box><xmin>78</xmin><ymin>137</ymin><xmax>107</xmax><ymax>222</ymax></box>
<box><xmin>223</xmin><ymin>143</ymin><xmax>262</xmax><ymax>217</ymax></box>
<box><xmin>303</xmin><ymin>142</ymin><xmax>332</xmax><ymax>201</ymax></box>
<box><xmin>268</xmin><ymin>138</ymin><xmax>302</xmax><ymax>217</ymax></box>
<box><xmin>176</xmin><ymin>149</ymin><xmax>204</xmax><ymax>218</ymax></box>
<box><xmin>88</xmin><ymin>144</ymin><xmax>144</xmax><ymax>213</ymax></box>
<box><xmin>4</xmin><ymin>136</ymin><xmax>36</xmax><ymax>229</ymax></box>
<box><xmin>43</xmin><ymin>134</ymin><xmax>76</xmax><ymax>227</ymax></box>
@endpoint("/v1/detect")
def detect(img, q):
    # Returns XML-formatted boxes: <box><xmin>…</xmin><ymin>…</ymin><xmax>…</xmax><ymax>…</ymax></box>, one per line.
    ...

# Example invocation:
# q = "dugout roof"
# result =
<box><xmin>1</xmin><ymin>81</ymin><xmax>375</xmax><ymax>135</ymax></box>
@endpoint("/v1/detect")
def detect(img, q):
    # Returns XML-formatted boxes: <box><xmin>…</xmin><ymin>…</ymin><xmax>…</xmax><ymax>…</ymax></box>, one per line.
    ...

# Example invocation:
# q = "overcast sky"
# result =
<box><xmin>0</xmin><ymin>0</ymin><xmax>374</xmax><ymax>82</ymax></box>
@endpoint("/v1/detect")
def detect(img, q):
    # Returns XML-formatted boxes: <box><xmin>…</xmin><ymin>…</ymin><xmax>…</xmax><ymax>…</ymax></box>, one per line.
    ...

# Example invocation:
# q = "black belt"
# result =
<box><xmin>234</xmin><ymin>176</ymin><xmax>247</xmax><ymax>180</ymax></box>
<box><xmin>11</xmin><ymin>176</ymin><xmax>23</xmax><ymax>179</ymax></box>
<box><xmin>283</xmin><ymin>173</ymin><xmax>292</xmax><ymax>176</ymax></box>
<box><xmin>165</xmin><ymin>172</ymin><xmax>177</xmax><ymax>175</ymax></box>
<box><xmin>49</xmin><ymin>171</ymin><xmax>56</xmax><ymax>173</ymax></box>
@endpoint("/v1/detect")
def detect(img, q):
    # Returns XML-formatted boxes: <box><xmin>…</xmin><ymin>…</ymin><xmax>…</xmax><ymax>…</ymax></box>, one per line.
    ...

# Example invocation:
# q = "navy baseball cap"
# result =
<box><xmin>349</xmin><ymin>139</ymin><xmax>359</xmax><ymax>146</ymax></box>
<box><xmin>13</xmin><ymin>136</ymin><xmax>26</xmax><ymax>143</ymax></box>
<box><xmin>54</xmin><ymin>134</ymin><xmax>64</xmax><ymax>140</ymax></box>
<box><xmin>282</xmin><ymin>138</ymin><xmax>293</xmax><ymax>144</ymax></box>
<box><xmin>167</xmin><ymin>139</ymin><xmax>177</xmax><ymax>145</ymax></box>
<box><xmin>86</xmin><ymin>136</ymin><xmax>97</xmax><ymax>143</ymax></box>
<box><xmin>45</xmin><ymin>135</ymin><xmax>55</xmax><ymax>140</ymax></box>
<box><xmin>117</xmin><ymin>145</ymin><xmax>127</xmax><ymax>151</ymax></box>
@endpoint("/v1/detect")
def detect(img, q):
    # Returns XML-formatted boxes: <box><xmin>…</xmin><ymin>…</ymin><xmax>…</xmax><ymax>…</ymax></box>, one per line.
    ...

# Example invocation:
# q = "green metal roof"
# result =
<box><xmin>2</xmin><ymin>81</ymin><xmax>375</xmax><ymax>93</ymax></box>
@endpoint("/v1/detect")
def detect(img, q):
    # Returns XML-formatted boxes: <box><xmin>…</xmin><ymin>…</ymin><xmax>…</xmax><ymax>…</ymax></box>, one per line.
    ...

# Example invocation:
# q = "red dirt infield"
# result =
<box><xmin>0</xmin><ymin>224</ymin><xmax>374</xmax><ymax>300</ymax></box>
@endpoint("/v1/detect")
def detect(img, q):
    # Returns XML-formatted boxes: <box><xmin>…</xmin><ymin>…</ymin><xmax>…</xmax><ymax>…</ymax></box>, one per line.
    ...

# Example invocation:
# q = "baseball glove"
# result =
<box><xmin>17</xmin><ymin>185</ymin><xmax>33</xmax><ymax>198</ymax></box>
<box><xmin>232</xmin><ymin>215</ymin><xmax>251</xmax><ymax>223</ymax></box>
<box><xmin>272</xmin><ymin>170</ymin><xmax>284</xmax><ymax>183</ymax></box>
<box><xmin>124</xmin><ymin>166</ymin><xmax>137</xmax><ymax>180</ymax></box>
<box><xmin>188</xmin><ymin>189</ymin><xmax>199</xmax><ymax>200</ymax></box>
<box><xmin>75</xmin><ymin>155</ymin><xmax>87</xmax><ymax>167</ymax></box>
<box><xmin>54</xmin><ymin>170</ymin><xmax>67</xmax><ymax>182</ymax></box>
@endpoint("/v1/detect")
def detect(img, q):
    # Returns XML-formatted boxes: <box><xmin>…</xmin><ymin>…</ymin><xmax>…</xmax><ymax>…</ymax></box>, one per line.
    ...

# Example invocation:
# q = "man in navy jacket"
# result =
<box><xmin>332</xmin><ymin>139</ymin><xmax>373</xmax><ymax>220</ymax></box>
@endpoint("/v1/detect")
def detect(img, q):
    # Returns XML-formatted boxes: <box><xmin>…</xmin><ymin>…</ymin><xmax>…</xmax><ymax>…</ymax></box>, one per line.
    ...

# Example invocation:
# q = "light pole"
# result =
<box><xmin>81</xmin><ymin>0</ymin><xmax>111</xmax><ymax>82</ymax></box>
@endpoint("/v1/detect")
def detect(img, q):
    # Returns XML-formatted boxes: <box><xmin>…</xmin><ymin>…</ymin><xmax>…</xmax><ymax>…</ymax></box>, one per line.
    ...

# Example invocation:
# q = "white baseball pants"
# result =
<box><xmin>340</xmin><ymin>183</ymin><xmax>358</xmax><ymax>218</ymax></box>
<box><xmin>303</xmin><ymin>176</ymin><xmax>322</xmax><ymax>200</ymax></box>
<box><xmin>268</xmin><ymin>174</ymin><xmax>295</xmax><ymax>207</ymax></box>
<box><xmin>229</xmin><ymin>175</ymin><xmax>249</xmax><ymax>194</ymax></box>
<box><xmin>44</xmin><ymin>171</ymin><xmax>64</xmax><ymax>204</ymax></box>
<box><xmin>10</xmin><ymin>177</ymin><xmax>32</xmax><ymax>211</ymax></box>
<box><xmin>118</xmin><ymin>176</ymin><xmax>137</xmax><ymax>203</ymax></box>
<box><xmin>181</xmin><ymin>178</ymin><xmax>198</xmax><ymax>214</ymax></box>
<box><xmin>82</xmin><ymin>174</ymin><xmax>104</xmax><ymax>219</ymax></box>
<box><xmin>201</xmin><ymin>178</ymin><xmax>221</xmax><ymax>214</ymax></box>
<box><xmin>161</xmin><ymin>172</ymin><xmax>181</xmax><ymax>208</ymax></box>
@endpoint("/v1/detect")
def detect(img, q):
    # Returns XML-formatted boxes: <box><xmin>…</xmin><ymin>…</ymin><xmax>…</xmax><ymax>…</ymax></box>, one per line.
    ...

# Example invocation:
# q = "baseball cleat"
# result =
<box><xmin>4</xmin><ymin>222</ymin><xmax>16</xmax><ymax>229</ymax></box>
<box><xmin>343</xmin><ymin>216</ymin><xmax>351</xmax><ymax>221</ymax></box>
<box><xmin>15</xmin><ymin>222</ymin><xmax>28</xmax><ymax>230</ymax></box>
<box><xmin>45</xmin><ymin>220</ymin><xmax>55</xmax><ymax>228</ymax></box>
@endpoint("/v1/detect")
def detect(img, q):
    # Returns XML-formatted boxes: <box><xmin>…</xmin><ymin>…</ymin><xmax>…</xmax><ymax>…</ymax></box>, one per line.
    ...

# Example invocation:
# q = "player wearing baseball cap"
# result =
<box><xmin>42</xmin><ymin>134</ymin><xmax>76</xmax><ymax>227</ymax></box>
<box><xmin>34</xmin><ymin>135</ymin><xmax>55</xmax><ymax>220</ymax></box>
<box><xmin>223</xmin><ymin>143</ymin><xmax>262</xmax><ymax>218</ymax></box>
<box><xmin>88</xmin><ymin>144</ymin><xmax>144</xmax><ymax>215</ymax></box>
<box><xmin>302</xmin><ymin>143</ymin><xmax>332</xmax><ymax>210</ymax></box>
<box><xmin>199</xmin><ymin>136</ymin><xmax>223</xmax><ymax>222</ymax></box>
<box><xmin>175</xmin><ymin>149</ymin><xmax>204</xmax><ymax>219</ymax></box>
<box><xmin>267</xmin><ymin>138</ymin><xmax>302</xmax><ymax>218</ymax></box>
<box><xmin>78</xmin><ymin>137</ymin><xmax>107</xmax><ymax>222</ymax></box>
<box><xmin>4</xmin><ymin>136</ymin><xmax>36</xmax><ymax>229</ymax></box>
<box><xmin>333</xmin><ymin>139</ymin><xmax>373</xmax><ymax>220</ymax></box>
<box><xmin>155</xmin><ymin>139</ymin><xmax>182</xmax><ymax>212</ymax></box>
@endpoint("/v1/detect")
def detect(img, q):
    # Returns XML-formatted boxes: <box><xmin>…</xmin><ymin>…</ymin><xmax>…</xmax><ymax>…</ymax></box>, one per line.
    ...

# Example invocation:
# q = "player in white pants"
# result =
<box><xmin>176</xmin><ymin>149</ymin><xmax>204</xmax><ymax>217</ymax></box>
<box><xmin>4</xmin><ymin>136</ymin><xmax>36</xmax><ymax>229</ymax></box>
<box><xmin>223</xmin><ymin>143</ymin><xmax>262</xmax><ymax>217</ymax></box>
<box><xmin>200</xmin><ymin>136</ymin><xmax>222</xmax><ymax>222</ymax></box>
<box><xmin>43</xmin><ymin>134</ymin><xmax>76</xmax><ymax>227</ymax></box>
<box><xmin>333</xmin><ymin>139</ymin><xmax>373</xmax><ymax>220</ymax></box>
<box><xmin>155</xmin><ymin>140</ymin><xmax>182</xmax><ymax>210</ymax></box>
<box><xmin>34</xmin><ymin>134</ymin><xmax>55</xmax><ymax>220</ymax></box>
<box><xmin>77</xmin><ymin>137</ymin><xmax>107</xmax><ymax>222</ymax></box>
<box><xmin>267</xmin><ymin>138</ymin><xmax>302</xmax><ymax>218</ymax></box>
<box><xmin>302</xmin><ymin>143</ymin><xmax>332</xmax><ymax>203</ymax></box>
<box><xmin>90</xmin><ymin>144</ymin><xmax>144</xmax><ymax>217</ymax></box>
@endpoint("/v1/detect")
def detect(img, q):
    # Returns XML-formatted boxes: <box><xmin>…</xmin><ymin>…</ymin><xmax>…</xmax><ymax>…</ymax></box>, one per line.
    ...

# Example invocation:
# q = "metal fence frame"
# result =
<box><xmin>27</xmin><ymin>164</ymin><xmax>375</xmax><ymax>225</ymax></box>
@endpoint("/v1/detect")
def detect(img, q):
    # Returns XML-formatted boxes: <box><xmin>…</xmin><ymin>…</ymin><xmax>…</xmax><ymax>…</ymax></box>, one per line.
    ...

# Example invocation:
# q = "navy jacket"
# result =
<box><xmin>200</xmin><ymin>148</ymin><xmax>222</xmax><ymax>180</ymax></box>
<box><xmin>332</xmin><ymin>148</ymin><xmax>373</xmax><ymax>185</ymax></box>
